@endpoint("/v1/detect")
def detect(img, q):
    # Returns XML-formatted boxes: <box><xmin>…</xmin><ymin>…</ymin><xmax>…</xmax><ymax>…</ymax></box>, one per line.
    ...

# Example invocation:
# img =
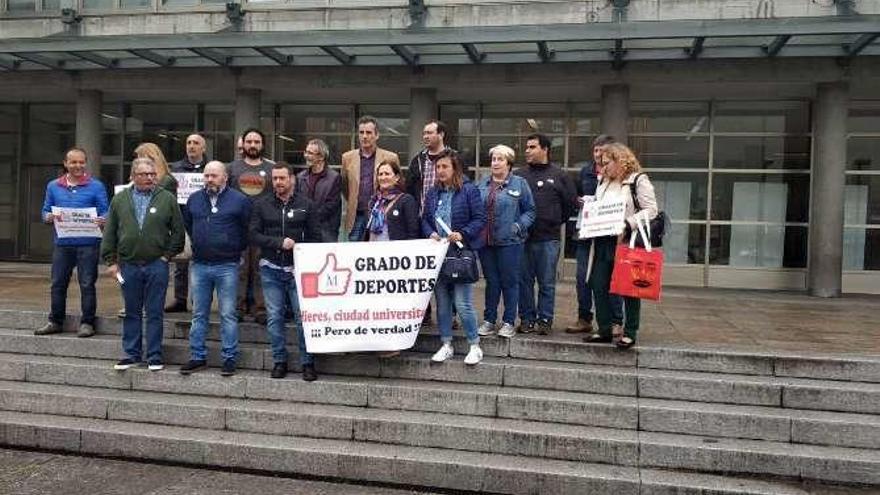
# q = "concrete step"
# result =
<box><xmin>4</xmin><ymin>329</ymin><xmax>880</xmax><ymax>414</ymax></box>
<box><xmin>1</xmin><ymin>353</ymin><xmax>879</xmax><ymax>450</ymax></box>
<box><xmin>0</xmin><ymin>410</ymin><xmax>842</xmax><ymax>494</ymax></box>
<box><xmin>4</xmin><ymin>309</ymin><xmax>880</xmax><ymax>383</ymax></box>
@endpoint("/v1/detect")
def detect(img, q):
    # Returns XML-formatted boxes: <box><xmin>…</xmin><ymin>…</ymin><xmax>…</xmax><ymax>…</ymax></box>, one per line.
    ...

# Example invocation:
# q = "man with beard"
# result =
<box><xmin>179</xmin><ymin>161</ymin><xmax>251</xmax><ymax>376</ymax></box>
<box><xmin>250</xmin><ymin>162</ymin><xmax>321</xmax><ymax>381</ymax></box>
<box><xmin>407</xmin><ymin>120</ymin><xmax>453</xmax><ymax>215</ymax></box>
<box><xmin>296</xmin><ymin>138</ymin><xmax>342</xmax><ymax>242</ymax></box>
<box><xmin>341</xmin><ymin>116</ymin><xmax>400</xmax><ymax>241</ymax></box>
<box><xmin>228</xmin><ymin>128</ymin><xmax>273</xmax><ymax>324</ymax></box>
<box><xmin>166</xmin><ymin>133</ymin><xmax>210</xmax><ymax>313</ymax></box>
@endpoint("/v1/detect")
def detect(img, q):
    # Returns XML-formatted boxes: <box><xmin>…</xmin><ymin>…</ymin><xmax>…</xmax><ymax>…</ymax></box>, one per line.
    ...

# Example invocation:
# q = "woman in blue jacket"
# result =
<box><xmin>476</xmin><ymin>144</ymin><xmax>535</xmax><ymax>339</ymax></box>
<box><xmin>421</xmin><ymin>150</ymin><xmax>487</xmax><ymax>365</ymax></box>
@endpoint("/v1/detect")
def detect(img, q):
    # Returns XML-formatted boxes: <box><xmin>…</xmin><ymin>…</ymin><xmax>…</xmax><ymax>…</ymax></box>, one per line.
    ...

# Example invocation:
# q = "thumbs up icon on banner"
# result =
<box><xmin>301</xmin><ymin>253</ymin><xmax>353</xmax><ymax>298</ymax></box>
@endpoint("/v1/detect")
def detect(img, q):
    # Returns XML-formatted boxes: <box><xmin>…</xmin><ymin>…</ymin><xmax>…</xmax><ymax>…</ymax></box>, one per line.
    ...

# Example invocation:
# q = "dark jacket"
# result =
<box><xmin>406</xmin><ymin>146</ymin><xmax>453</xmax><ymax>211</ymax></box>
<box><xmin>184</xmin><ymin>187</ymin><xmax>252</xmax><ymax>264</ymax></box>
<box><xmin>421</xmin><ymin>180</ymin><xmax>487</xmax><ymax>250</ymax></box>
<box><xmin>171</xmin><ymin>156</ymin><xmax>208</xmax><ymax>173</ymax></box>
<box><xmin>513</xmin><ymin>162</ymin><xmax>577</xmax><ymax>242</ymax></box>
<box><xmin>296</xmin><ymin>166</ymin><xmax>342</xmax><ymax>243</ymax></box>
<box><xmin>576</xmin><ymin>160</ymin><xmax>599</xmax><ymax>197</ymax></box>
<box><xmin>369</xmin><ymin>192</ymin><xmax>421</xmax><ymax>241</ymax></box>
<box><xmin>100</xmin><ymin>187</ymin><xmax>185</xmax><ymax>265</ymax></box>
<box><xmin>249</xmin><ymin>191</ymin><xmax>321</xmax><ymax>268</ymax></box>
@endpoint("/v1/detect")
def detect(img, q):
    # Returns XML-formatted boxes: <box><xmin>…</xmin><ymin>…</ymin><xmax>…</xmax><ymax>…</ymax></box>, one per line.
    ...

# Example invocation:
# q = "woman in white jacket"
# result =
<box><xmin>585</xmin><ymin>142</ymin><xmax>658</xmax><ymax>349</ymax></box>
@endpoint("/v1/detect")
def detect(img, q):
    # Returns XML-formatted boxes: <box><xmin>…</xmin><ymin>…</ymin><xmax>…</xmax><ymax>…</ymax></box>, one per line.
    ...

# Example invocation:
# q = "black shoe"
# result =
<box><xmin>270</xmin><ymin>362</ymin><xmax>287</xmax><ymax>379</ymax></box>
<box><xmin>235</xmin><ymin>310</ymin><xmax>244</xmax><ymax>322</ymax></box>
<box><xmin>164</xmin><ymin>301</ymin><xmax>187</xmax><ymax>313</ymax></box>
<box><xmin>518</xmin><ymin>320</ymin><xmax>536</xmax><ymax>334</ymax></box>
<box><xmin>221</xmin><ymin>359</ymin><xmax>236</xmax><ymax>376</ymax></box>
<box><xmin>537</xmin><ymin>319</ymin><xmax>553</xmax><ymax>335</ymax></box>
<box><xmin>302</xmin><ymin>364</ymin><xmax>318</xmax><ymax>382</ymax></box>
<box><xmin>113</xmin><ymin>358</ymin><xmax>140</xmax><ymax>370</ymax></box>
<box><xmin>254</xmin><ymin>313</ymin><xmax>267</xmax><ymax>326</ymax></box>
<box><xmin>179</xmin><ymin>360</ymin><xmax>207</xmax><ymax>375</ymax></box>
<box><xmin>584</xmin><ymin>333</ymin><xmax>613</xmax><ymax>344</ymax></box>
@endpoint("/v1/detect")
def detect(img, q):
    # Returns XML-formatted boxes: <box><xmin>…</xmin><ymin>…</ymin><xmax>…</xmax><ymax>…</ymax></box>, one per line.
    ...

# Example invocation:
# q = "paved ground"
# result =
<box><xmin>0</xmin><ymin>448</ymin><xmax>877</xmax><ymax>495</ymax></box>
<box><xmin>0</xmin><ymin>448</ymin><xmax>433</xmax><ymax>495</ymax></box>
<box><xmin>1</xmin><ymin>261</ymin><xmax>879</xmax><ymax>356</ymax></box>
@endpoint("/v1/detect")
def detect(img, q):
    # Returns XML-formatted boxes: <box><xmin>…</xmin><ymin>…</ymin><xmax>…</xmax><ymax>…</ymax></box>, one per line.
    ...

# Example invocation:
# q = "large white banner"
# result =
<box><xmin>578</xmin><ymin>195</ymin><xmax>626</xmax><ymax>239</ymax></box>
<box><xmin>172</xmin><ymin>173</ymin><xmax>205</xmax><ymax>205</ymax></box>
<box><xmin>51</xmin><ymin>206</ymin><xmax>102</xmax><ymax>238</ymax></box>
<box><xmin>294</xmin><ymin>239</ymin><xmax>448</xmax><ymax>353</ymax></box>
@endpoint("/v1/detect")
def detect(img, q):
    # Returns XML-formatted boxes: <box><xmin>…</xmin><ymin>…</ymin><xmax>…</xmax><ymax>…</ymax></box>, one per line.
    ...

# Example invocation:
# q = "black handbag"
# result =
<box><xmin>628</xmin><ymin>173</ymin><xmax>670</xmax><ymax>248</ymax></box>
<box><xmin>439</xmin><ymin>244</ymin><xmax>480</xmax><ymax>284</ymax></box>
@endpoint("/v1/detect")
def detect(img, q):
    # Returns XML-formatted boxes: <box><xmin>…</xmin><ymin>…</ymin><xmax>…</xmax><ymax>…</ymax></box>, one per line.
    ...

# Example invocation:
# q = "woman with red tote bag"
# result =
<box><xmin>584</xmin><ymin>143</ymin><xmax>658</xmax><ymax>349</ymax></box>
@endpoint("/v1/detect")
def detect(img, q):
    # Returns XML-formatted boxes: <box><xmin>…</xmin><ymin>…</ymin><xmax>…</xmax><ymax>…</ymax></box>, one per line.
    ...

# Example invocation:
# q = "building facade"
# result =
<box><xmin>1</xmin><ymin>0</ymin><xmax>878</xmax><ymax>295</ymax></box>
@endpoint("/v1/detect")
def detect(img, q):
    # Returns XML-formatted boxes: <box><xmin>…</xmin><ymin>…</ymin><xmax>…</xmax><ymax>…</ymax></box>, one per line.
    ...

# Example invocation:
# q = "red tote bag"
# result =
<box><xmin>610</xmin><ymin>215</ymin><xmax>663</xmax><ymax>301</ymax></box>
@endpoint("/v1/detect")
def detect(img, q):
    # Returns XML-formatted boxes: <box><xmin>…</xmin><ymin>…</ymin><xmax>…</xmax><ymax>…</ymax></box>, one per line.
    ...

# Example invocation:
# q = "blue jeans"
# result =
<box><xmin>50</xmin><ymin>244</ymin><xmax>99</xmax><ymax>325</ymax></box>
<box><xmin>260</xmin><ymin>265</ymin><xmax>312</xmax><ymax>366</ymax></box>
<box><xmin>435</xmin><ymin>277</ymin><xmax>479</xmax><ymax>344</ymax></box>
<box><xmin>348</xmin><ymin>211</ymin><xmax>368</xmax><ymax>241</ymax></box>
<box><xmin>189</xmin><ymin>261</ymin><xmax>239</xmax><ymax>362</ymax></box>
<box><xmin>479</xmin><ymin>244</ymin><xmax>523</xmax><ymax>325</ymax></box>
<box><xmin>120</xmin><ymin>258</ymin><xmax>168</xmax><ymax>363</ymax></box>
<box><xmin>519</xmin><ymin>240</ymin><xmax>560</xmax><ymax>323</ymax></box>
<box><xmin>575</xmin><ymin>242</ymin><xmax>595</xmax><ymax>322</ymax></box>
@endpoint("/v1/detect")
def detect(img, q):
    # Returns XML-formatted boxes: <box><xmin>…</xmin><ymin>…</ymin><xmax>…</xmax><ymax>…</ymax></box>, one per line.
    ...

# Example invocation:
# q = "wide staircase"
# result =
<box><xmin>0</xmin><ymin>309</ymin><xmax>877</xmax><ymax>494</ymax></box>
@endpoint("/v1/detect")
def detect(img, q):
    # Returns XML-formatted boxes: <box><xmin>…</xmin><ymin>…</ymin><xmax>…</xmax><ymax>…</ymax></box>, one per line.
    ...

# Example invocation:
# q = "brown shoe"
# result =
<box><xmin>164</xmin><ymin>300</ymin><xmax>187</xmax><ymax>313</ymax></box>
<box><xmin>565</xmin><ymin>319</ymin><xmax>593</xmax><ymax>334</ymax></box>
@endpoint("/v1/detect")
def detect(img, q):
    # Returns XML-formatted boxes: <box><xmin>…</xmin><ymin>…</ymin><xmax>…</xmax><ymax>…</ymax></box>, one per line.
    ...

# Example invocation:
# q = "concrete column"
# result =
<box><xmin>808</xmin><ymin>82</ymin><xmax>849</xmax><ymax>297</ymax></box>
<box><xmin>407</xmin><ymin>88</ymin><xmax>437</xmax><ymax>162</ymax></box>
<box><xmin>75</xmin><ymin>90</ymin><xmax>102</xmax><ymax>178</ymax></box>
<box><xmin>234</xmin><ymin>89</ymin><xmax>261</xmax><ymax>139</ymax></box>
<box><xmin>600</xmin><ymin>84</ymin><xmax>629</xmax><ymax>145</ymax></box>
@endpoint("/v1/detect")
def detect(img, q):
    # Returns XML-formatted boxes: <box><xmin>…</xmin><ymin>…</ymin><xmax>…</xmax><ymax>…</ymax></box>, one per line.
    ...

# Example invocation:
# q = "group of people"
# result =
<box><xmin>37</xmin><ymin>115</ymin><xmax>659</xmax><ymax>381</ymax></box>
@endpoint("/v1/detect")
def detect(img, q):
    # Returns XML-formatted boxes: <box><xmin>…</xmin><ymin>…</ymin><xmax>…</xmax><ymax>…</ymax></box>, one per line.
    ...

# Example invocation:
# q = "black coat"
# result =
<box><xmin>249</xmin><ymin>192</ymin><xmax>321</xmax><ymax>267</ymax></box>
<box><xmin>368</xmin><ymin>193</ymin><xmax>421</xmax><ymax>241</ymax></box>
<box><xmin>296</xmin><ymin>167</ymin><xmax>342</xmax><ymax>243</ymax></box>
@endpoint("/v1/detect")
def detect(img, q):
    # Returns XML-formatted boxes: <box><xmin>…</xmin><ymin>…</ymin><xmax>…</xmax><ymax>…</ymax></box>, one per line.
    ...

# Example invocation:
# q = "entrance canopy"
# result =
<box><xmin>0</xmin><ymin>15</ymin><xmax>877</xmax><ymax>71</ymax></box>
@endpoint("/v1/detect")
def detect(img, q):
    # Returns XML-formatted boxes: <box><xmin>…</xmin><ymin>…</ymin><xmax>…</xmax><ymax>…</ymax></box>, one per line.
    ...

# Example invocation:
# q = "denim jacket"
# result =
<box><xmin>476</xmin><ymin>174</ymin><xmax>535</xmax><ymax>246</ymax></box>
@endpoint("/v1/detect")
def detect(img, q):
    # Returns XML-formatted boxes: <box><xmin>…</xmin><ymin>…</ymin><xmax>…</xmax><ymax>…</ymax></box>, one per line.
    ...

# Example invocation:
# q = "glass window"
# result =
<box><xmin>7</xmin><ymin>0</ymin><xmax>36</xmax><ymax>10</ymax></box>
<box><xmin>42</xmin><ymin>0</ymin><xmax>60</xmax><ymax>9</ymax></box>
<box><xmin>82</xmin><ymin>0</ymin><xmax>113</xmax><ymax>9</ymax></box>
<box><xmin>714</xmin><ymin>136</ymin><xmax>810</xmax><ymax>170</ymax></box>
<box><xmin>714</xmin><ymin>101</ymin><xmax>810</xmax><ymax>134</ymax></box>
<box><xmin>126</xmin><ymin>104</ymin><xmax>196</xmax><ymax>165</ymax></box>
<box><xmin>845</xmin><ymin>176</ymin><xmax>880</xmax><ymax>226</ymax></box>
<box><xmin>359</xmin><ymin>104</ymin><xmax>409</xmax><ymax>162</ymax></box>
<box><xmin>0</xmin><ymin>105</ymin><xmax>20</xmax><ymax>258</ymax></box>
<box><xmin>27</xmin><ymin>105</ymin><xmax>75</xmax><ymax>165</ymax></box>
<box><xmin>848</xmin><ymin>104</ymin><xmax>880</xmax><ymax>133</ymax></box>
<box><xmin>847</xmin><ymin>137</ymin><xmax>880</xmax><ymax>171</ymax></box>
<box><xmin>481</xmin><ymin>103</ymin><xmax>565</xmax><ymax>135</ymax></box>
<box><xmin>278</xmin><ymin>104</ymin><xmax>353</xmax><ymax>166</ymax></box>
<box><xmin>120</xmin><ymin>0</ymin><xmax>150</xmax><ymax>7</ymax></box>
<box><xmin>630</xmin><ymin>136</ymin><xmax>709</xmax><ymax>169</ymax></box>
<box><xmin>572</xmin><ymin>103</ymin><xmax>600</xmax><ymax>135</ymax></box>
<box><xmin>711</xmin><ymin>173</ymin><xmax>810</xmax><ymax>223</ymax></box>
<box><xmin>666</xmin><ymin>223</ymin><xmax>706</xmax><ymax>265</ymax></box>
<box><xmin>647</xmin><ymin>172</ymin><xmax>708</xmax><ymax>221</ymax></box>
<box><xmin>710</xmin><ymin>225</ymin><xmax>807</xmax><ymax>268</ymax></box>
<box><xmin>629</xmin><ymin>102</ymin><xmax>709</xmax><ymax>134</ymax></box>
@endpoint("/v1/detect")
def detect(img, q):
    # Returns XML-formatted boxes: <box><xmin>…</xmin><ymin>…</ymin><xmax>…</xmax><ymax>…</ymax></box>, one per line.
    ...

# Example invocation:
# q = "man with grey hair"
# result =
<box><xmin>166</xmin><ymin>133</ymin><xmax>210</xmax><ymax>313</ymax></box>
<box><xmin>296</xmin><ymin>138</ymin><xmax>342</xmax><ymax>242</ymax></box>
<box><xmin>101</xmin><ymin>157</ymin><xmax>185</xmax><ymax>372</ymax></box>
<box><xmin>180</xmin><ymin>161</ymin><xmax>251</xmax><ymax>376</ymax></box>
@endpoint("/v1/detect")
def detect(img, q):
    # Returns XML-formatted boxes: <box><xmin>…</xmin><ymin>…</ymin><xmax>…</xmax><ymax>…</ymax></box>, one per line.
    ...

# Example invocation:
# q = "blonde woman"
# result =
<box><xmin>134</xmin><ymin>142</ymin><xmax>178</xmax><ymax>196</ymax></box>
<box><xmin>586</xmin><ymin>142</ymin><xmax>658</xmax><ymax>349</ymax></box>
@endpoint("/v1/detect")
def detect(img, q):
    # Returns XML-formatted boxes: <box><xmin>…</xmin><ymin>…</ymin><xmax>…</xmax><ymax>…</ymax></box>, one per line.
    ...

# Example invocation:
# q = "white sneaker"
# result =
<box><xmin>477</xmin><ymin>321</ymin><xmax>496</xmax><ymax>336</ymax></box>
<box><xmin>431</xmin><ymin>343</ymin><xmax>454</xmax><ymax>363</ymax></box>
<box><xmin>148</xmin><ymin>362</ymin><xmax>165</xmax><ymax>372</ymax></box>
<box><xmin>497</xmin><ymin>323</ymin><xmax>516</xmax><ymax>338</ymax></box>
<box><xmin>464</xmin><ymin>344</ymin><xmax>483</xmax><ymax>365</ymax></box>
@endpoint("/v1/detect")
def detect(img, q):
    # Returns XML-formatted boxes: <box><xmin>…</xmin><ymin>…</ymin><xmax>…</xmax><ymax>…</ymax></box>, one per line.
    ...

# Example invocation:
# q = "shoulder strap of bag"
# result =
<box><xmin>629</xmin><ymin>173</ymin><xmax>644</xmax><ymax>212</ymax></box>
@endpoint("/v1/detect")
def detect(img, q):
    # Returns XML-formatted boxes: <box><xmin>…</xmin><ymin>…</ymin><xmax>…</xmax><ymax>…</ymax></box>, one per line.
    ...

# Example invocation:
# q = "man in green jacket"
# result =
<box><xmin>101</xmin><ymin>157</ymin><xmax>185</xmax><ymax>371</ymax></box>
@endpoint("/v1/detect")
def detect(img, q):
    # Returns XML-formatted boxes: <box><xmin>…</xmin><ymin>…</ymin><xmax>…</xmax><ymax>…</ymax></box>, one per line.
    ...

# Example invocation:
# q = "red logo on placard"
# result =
<box><xmin>301</xmin><ymin>253</ymin><xmax>353</xmax><ymax>298</ymax></box>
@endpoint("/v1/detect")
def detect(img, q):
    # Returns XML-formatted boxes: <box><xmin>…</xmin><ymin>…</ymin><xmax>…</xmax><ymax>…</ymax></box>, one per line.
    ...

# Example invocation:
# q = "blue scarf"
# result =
<box><xmin>368</xmin><ymin>188</ymin><xmax>401</xmax><ymax>234</ymax></box>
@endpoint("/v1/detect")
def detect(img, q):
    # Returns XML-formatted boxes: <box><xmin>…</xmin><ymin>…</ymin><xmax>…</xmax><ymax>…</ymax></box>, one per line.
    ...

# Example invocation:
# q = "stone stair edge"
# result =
<box><xmin>3</xmin><ymin>309</ymin><xmax>880</xmax><ymax>384</ymax></box>
<box><xmin>0</xmin><ymin>410</ymin><xmax>870</xmax><ymax>493</ymax></box>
